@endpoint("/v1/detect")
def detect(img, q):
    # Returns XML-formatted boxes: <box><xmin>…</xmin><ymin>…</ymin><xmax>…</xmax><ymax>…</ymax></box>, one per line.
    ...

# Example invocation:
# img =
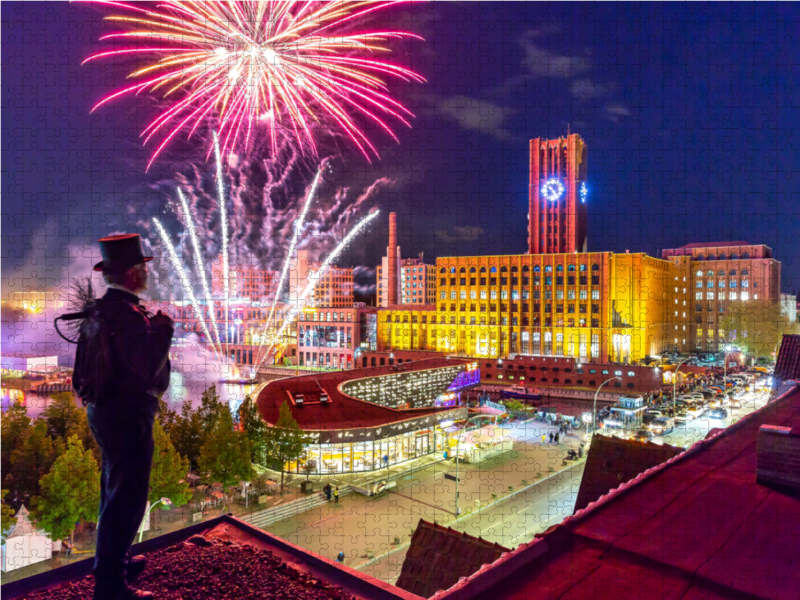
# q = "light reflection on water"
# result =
<box><xmin>2</xmin><ymin>373</ymin><xmax>256</xmax><ymax>419</ymax></box>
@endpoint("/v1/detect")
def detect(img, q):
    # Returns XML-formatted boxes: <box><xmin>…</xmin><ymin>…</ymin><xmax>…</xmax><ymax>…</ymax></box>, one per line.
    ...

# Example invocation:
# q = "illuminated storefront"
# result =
<box><xmin>289</xmin><ymin>407</ymin><xmax>467</xmax><ymax>475</ymax></box>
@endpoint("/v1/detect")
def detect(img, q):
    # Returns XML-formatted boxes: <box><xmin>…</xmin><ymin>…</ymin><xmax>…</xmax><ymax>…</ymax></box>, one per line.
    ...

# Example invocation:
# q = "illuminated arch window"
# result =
<box><xmin>707</xmin><ymin>270</ymin><xmax>714</xmax><ymax>277</ymax></box>
<box><xmin>533</xmin><ymin>265</ymin><xmax>541</xmax><ymax>272</ymax></box>
<box><xmin>556</xmin><ymin>265</ymin><xmax>564</xmax><ymax>272</ymax></box>
<box><xmin>579</xmin><ymin>264</ymin><xmax>587</xmax><ymax>272</ymax></box>
<box><xmin>696</xmin><ymin>270</ymin><xmax>703</xmax><ymax>277</ymax></box>
<box><xmin>568</xmin><ymin>265</ymin><xmax>576</xmax><ymax>272</ymax></box>
<box><xmin>490</xmin><ymin>266</ymin><xmax>498</xmax><ymax>273</ymax></box>
<box><xmin>450</xmin><ymin>267</ymin><xmax>456</xmax><ymax>274</ymax></box>
<box><xmin>717</xmin><ymin>270</ymin><xmax>725</xmax><ymax>276</ymax></box>
<box><xmin>545</xmin><ymin>265</ymin><xmax>553</xmax><ymax>273</ymax></box>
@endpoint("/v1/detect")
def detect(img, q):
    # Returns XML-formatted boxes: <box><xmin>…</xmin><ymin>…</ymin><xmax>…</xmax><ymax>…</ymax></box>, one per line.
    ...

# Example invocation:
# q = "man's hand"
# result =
<box><xmin>150</xmin><ymin>310</ymin><xmax>174</xmax><ymax>329</ymax></box>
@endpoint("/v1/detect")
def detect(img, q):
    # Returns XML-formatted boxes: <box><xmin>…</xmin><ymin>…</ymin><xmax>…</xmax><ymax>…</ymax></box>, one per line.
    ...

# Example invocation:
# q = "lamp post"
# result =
<box><xmin>453</xmin><ymin>415</ymin><xmax>486</xmax><ymax>516</ymax></box>
<box><xmin>672</xmin><ymin>356</ymin><xmax>692</xmax><ymax>417</ymax></box>
<box><xmin>723</xmin><ymin>345</ymin><xmax>734</xmax><ymax>394</ymax></box>
<box><xmin>592</xmin><ymin>377</ymin><xmax>621</xmax><ymax>437</ymax></box>
<box><xmin>138</xmin><ymin>498</ymin><xmax>172</xmax><ymax>543</ymax></box>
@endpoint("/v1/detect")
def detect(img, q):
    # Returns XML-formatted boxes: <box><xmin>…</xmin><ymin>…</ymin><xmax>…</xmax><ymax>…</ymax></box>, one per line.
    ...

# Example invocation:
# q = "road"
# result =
<box><xmin>265</xmin><ymin>419</ymin><xmax>587</xmax><ymax>584</ymax></box>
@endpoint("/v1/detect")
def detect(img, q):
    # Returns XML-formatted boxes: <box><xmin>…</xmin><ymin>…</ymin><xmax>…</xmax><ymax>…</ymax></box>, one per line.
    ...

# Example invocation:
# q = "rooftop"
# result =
<box><xmin>256</xmin><ymin>357</ymin><xmax>469</xmax><ymax>430</ymax></box>
<box><xmin>435</xmin><ymin>384</ymin><xmax>800</xmax><ymax>600</ymax></box>
<box><xmin>395</xmin><ymin>520</ymin><xmax>509</xmax><ymax>599</ymax></box>
<box><xmin>677</xmin><ymin>241</ymin><xmax>751</xmax><ymax>249</ymax></box>
<box><xmin>2</xmin><ymin>515</ymin><xmax>421</xmax><ymax>600</ymax></box>
<box><xmin>775</xmin><ymin>335</ymin><xmax>800</xmax><ymax>382</ymax></box>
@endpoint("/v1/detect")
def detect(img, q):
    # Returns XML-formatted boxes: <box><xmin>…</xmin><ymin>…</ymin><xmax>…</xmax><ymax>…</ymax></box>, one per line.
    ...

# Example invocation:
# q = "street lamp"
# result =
<box><xmin>452</xmin><ymin>415</ymin><xmax>486</xmax><ymax>516</ymax></box>
<box><xmin>723</xmin><ymin>345</ymin><xmax>734</xmax><ymax>393</ymax></box>
<box><xmin>672</xmin><ymin>356</ymin><xmax>693</xmax><ymax>417</ymax></box>
<box><xmin>138</xmin><ymin>498</ymin><xmax>172</xmax><ymax>543</ymax></box>
<box><xmin>592</xmin><ymin>376</ymin><xmax>621</xmax><ymax>437</ymax></box>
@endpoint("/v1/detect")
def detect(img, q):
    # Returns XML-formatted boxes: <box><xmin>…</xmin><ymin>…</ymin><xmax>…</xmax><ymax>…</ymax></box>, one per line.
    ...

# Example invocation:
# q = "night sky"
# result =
<box><xmin>3</xmin><ymin>2</ymin><xmax>799</xmax><ymax>297</ymax></box>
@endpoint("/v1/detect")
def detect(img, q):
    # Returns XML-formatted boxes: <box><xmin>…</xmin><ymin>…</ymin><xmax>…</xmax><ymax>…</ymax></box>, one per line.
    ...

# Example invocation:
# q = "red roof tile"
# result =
<box><xmin>434</xmin><ymin>384</ymin><xmax>800</xmax><ymax>600</ymax></box>
<box><xmin>775</xmin><ymin>334</ymin><xmax>800</xmax><ymax>381</ymax></box>
<box><xmin>396</xmin><ymin>520</ymin><xmax>509</xmax><ymax>599</ymax></box>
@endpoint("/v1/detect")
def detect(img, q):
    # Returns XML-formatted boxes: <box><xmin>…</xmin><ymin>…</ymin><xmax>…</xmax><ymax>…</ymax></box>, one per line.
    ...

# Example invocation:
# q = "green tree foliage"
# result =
<box><xmin>197</xmin><ymin>384</ymin><xmax>227</xmax><ymax>433</ymax></box>
<box><xmin>9</xmin><ymin>420</ymin><xmax>63</xmax><ymax>508</ymax></box>
<box><xmin>42</xmin><ymin>392</ymin><xmax>83</xmax><ymax>439</ymax></box>
<box><xmin>156</xmin><ymin>396</ymin><xmax>179</xmax><ymax>438</ymax></box>
<box><xmin>720</xmin><ymin>300</ymin><xmax>800</xmax><ymax>363</ymax></box>
<box><xmin>236</xmin><ymin>395</ymin><xmax>267</xmax><ymax>465</ymax></box>
<box><xmin>1</xmin><ymin>405</ymin><xmax>32</xmax><ymax>504</ymax></box>
<box><xmin>170</xmin><ymin>399</ymin><xmax>204</xmax><ymax>470</ymax></box>
<box><xmin>263</xmin><ymin>401</ymin><xmax>308</xmax><ymax>493</ymax></box>
<box><xmin>32</xmin><ymin>435</ymin><xmax>100</xmax><ymax>545</ymax></box>
<box><xmin>149</xmin><ymin>421</ymin><xmax>193</xmax><ymax>507</ymax></box>
<box><xmin>1</xmin><ymin>489</ymin><xmax>16</xmax><ymax>536</ymax></box>
<box><xmin>198</xmin><ymin>409</ymin><xmax>254</xmax><ymax>489</ymax></box>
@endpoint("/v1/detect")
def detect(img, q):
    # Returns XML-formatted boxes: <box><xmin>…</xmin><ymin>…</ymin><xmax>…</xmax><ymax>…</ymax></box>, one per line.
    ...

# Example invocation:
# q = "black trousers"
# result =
<box><xmin>87</xmin><ymin>401</ymin><xmax>155</xmax><ymax>594</ymax></box>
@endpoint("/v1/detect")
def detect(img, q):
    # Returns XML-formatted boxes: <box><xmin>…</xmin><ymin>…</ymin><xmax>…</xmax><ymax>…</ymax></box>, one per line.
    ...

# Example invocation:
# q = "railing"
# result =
<box><xmin>240</xmin><ymin>485</ymin><xmax>352</xmax><ymax>529</ymax></box>
<box><xmin>479</xmin><ymin>399</ymin><xmax>507</xmax><ymax>412</ymax></box>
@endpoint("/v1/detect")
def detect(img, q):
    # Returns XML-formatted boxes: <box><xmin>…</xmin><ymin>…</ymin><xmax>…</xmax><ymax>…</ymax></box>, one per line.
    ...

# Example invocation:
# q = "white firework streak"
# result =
<box><xmin>255</xmin><ymin>209</ymin><xmax>380</xmax><ymax>373</ymax></box>
<box><xmin>176</xmin><ymin>187</ymin><xmax>223</xmax><ymax>357</ymax></box>
<box><xmin>153</xmin><ymin>218</ymin><xmax>220</xmax><ymax>362</ymax></box>
<box><xmin>213</xmin><ymin>132</ymin><xmax>231</xmax><ymax>360</ymax></box>
<box><xmin>254</xmin><ymin>162</ymin><xmax>324</xmax><ymax>361</ymax></box>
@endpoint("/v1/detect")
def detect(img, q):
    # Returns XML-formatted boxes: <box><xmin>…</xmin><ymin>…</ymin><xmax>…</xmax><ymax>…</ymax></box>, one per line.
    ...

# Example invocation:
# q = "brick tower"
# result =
<box><xmin>528</xmin><ymin>134</ymin><xmax>589</xmax><ymax>254</ymax></box>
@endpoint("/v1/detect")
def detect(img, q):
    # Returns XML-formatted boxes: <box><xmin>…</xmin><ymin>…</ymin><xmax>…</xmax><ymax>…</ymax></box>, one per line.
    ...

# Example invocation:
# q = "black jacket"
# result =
<box><xmin>74</xmin><ymin>288</ymin><xmax>173</xmax><ymax>413</ymax></box>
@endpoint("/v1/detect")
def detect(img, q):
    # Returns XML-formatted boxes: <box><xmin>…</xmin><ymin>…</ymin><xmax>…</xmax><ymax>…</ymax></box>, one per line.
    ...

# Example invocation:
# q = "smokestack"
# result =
<box><xmin>388</xmin><ymin>212</ymin><xmax>398</xmax><ymax>306</ymax></box>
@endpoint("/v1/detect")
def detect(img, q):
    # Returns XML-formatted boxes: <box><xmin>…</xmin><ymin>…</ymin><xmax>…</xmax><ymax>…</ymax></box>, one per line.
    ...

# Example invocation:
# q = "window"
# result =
<box><xmin>440</xmin><ymin>291</ymin><xmax>446</xmax><ymax>299</ymax></box>
<box><xmin>460</xmin><ymin>290</ymin><xmax>467</xmax><ymax>300</ymax></box>
<box><xmin>491</xmin><ymin>290</ymin><xmax>498</xmax><ymax>299</ymax></box>
<box><xmin>556</xmin><ymin>290</ymin><xmax>564</xmax><ymax>300</ymax></box>
<box><xmin>579</xmin><ymin>264</ymin><xmax>587</xmax><ymax>272</ymax></box>
<box><xmin>729</xmin><ymin>292</ymin><xmax>737</xmax><ymax>300</ymax></box>
<box><xmin>568</xmin><ymin>290</ymin><xmax>576</xmax><ymax>300</ymax></box>
<box><xmin>695</xmin><ymin>292</ymin><xmax>702</xmax><ymax>300</ymax></box>
<box><xmin>707</xmin><ymin>281</ymin><xmax>714</xmax><ymax>288</ymax></box>
<box><xmin>742</xmin><ymin>280</ymin><xmax>749</xmax><ymax>288</ymax></box>
<box><xmin>591</xmin><ymin>289</ymin><xmax>599</xmax><ymax>300</ymax></box>
<box><xmin>741</xmin><ymin>291</ymin><xmax>749</xmax><ymax>301</ymax></box>
<box><xmin>579</xmin><ymin>290</ymin><xmax>588</xmax><ymax>300</ymax></box>
<box><xmin>450</xmin><ymin>290</ymin><xmax>456</xmax><ymax>299</ymax></box>
<box><xmin>696</xmin><ymin>270</ymin><xmax>703</xmax><ymax>277</ymax></box>
<box><xmin>480</xmin><ymin>290</ymin><xmax>487</xmax><ymax>299</ymax></box>
<box><xmin>627</xmin><ymin>371</ymin><xmax>635</xmax><ymax>377</ymax></box>
<box><xmin>501</xmin><ymin>290</ymin><xmax>508</xmax><ymax>300</ymax></box>
<box><xmin>707</xmin><ymin>292</ymin><xmax>714</xmax><ymax>300</ymax></box>
<box><xmin>545</xmin><ymin>265</ymin><xmax>553</xmax><ymax>272</ymax></box>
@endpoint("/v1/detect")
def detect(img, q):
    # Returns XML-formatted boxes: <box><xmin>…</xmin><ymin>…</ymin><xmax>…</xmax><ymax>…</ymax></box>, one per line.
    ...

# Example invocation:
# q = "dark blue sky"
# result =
<box><xmin>3</xmin><ymin>2</ymin><xmax>799</xmax><ymax>295</ymax></box>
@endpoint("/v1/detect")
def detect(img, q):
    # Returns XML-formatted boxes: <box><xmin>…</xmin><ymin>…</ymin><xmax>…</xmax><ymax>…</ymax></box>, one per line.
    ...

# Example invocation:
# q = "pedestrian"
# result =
<box><xmin>337</xmin><ymin>551</ymin><xmax>345</xmax><ymax>563</ymax></box>
<box><xmin>549</xmin><ymin>432</ymin><xmax>554</xmax><ymax>444</ymax></box>
<box><xmin>70</xmin><ymin>234</ymin><xmax>174</xmax><ymax>600</ymax></box>
<box><xmin>541</xmin><ymin>433</ymin><xmax>546</xmax><ymax>444</ymax></box>
<box><xmin>324</xmin><ymin>483</ymin><xmax>332</xmax><ymax>501</ymax></box>
<box><xmin>555</xmin><ymin>432</ymin><xmax>560</xmax><ymax>444</ymax></box>
<box><xmin>334</xmin><ymin>487</ymin><xmax>339</xmax><ymax>503</ymax></box>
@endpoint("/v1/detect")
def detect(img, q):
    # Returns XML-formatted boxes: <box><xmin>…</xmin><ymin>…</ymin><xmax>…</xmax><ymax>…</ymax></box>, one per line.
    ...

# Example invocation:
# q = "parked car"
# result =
<box><xmin>708</xmin><ymin>397</ymin><xmax>722</xmax><ymax>409</ymax></box>
<box><xmin>645</xmin><ymin>409</ymin><xmax>663</xmax><ymax>418</ymax></box>
<box><xmin>632</xmin><ymin>429</ymin><xmax>654</xmax><ymax>443</ymax></box>
<box><xmin>708</xmin><ymin>408</ymin><xmax>729</xmax><ymax>420</ymax></box>
<box><xmin>674</xmin><ymin>411</ymin><xmax>690</xmax><ymax>424</ymax></box>
<box><xmin>686</xmin><ymin>406</ymin><xmax>705</xmax><ymax>419</ymax></box>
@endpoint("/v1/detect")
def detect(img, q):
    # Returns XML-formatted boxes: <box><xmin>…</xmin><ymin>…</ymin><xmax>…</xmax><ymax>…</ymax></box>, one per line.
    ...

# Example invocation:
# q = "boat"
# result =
<box><xmin>501</xmin><ymin>385</ymin><xmax>542</xmax><ymax>401</ymax></box>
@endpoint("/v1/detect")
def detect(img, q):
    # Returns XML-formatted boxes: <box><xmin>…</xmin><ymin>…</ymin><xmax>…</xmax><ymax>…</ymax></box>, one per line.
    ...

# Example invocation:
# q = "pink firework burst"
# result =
<box><xmin>81</xmin><ymin>1</ymin><xmax>426</xmax><ymax>169</ymax></box>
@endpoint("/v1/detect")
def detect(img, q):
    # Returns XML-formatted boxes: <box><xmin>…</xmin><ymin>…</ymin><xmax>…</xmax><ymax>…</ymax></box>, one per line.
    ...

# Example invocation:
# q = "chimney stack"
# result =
<box><xmin>757</xmin><ymin>424</ymin><xmax>800</xmax><ymax>492</ymax></box>
<box><xmin>387</xmin><ymin>212</ymin><xmax>398</xmax><ymax>306</ymax></box>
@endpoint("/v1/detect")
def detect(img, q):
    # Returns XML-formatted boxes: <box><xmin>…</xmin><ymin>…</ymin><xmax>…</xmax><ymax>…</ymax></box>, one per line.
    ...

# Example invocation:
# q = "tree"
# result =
<box><xmin>170</xmin><ymin>399</ymin><xmax>204</xmax><ymax>470</ymax></box>
<box><xmin>1</xmin><ymin>404</ymin><xmax>32</xmax><ymax>502</ymax></box>
<box><xmin>720</xmin><ymin>300</ymin><xmax>800</xmax><ymax>363</ymax></box>
<box><xmin>156</xmin><ymin>396</ymin><xmax>179</xmax><ymax>438</ymax></box>
<box><xmin>32</xmin><ymin>435</ymin><xmax>100</xmax><ymax>546</ymax></box>
<box><xmin>149</xmin><ymin>421</ymin><xmax>193</xmax><ymax>508</ymax></box>
<box><xmin>42</xmin><ymin>392</ymin><xmax>83</xmax><ymax>440</ymax></box>
<box><xmin>197</xmin><ymin>384</ymin><xmax>227</xmax><ymax>433</ymax></box>
<box><xmin>263</xmin><ymin>401</ymin><xmax>308</xmax><ymax>494</ymax></box>
<box><xmin>9</xmin><ymin>420</ymin><xmax>63</xmax><ymax>507</ymax></box>
<box><xmin>236</xmin><ymin>395</ymin><xmax>267</xmax><ymax>465</ymax></box>
<box><xmin>198</xmin><ymin>409</ymin><xmax>254</xmax><ymax>489</ymax></box>
<box><xmin>1</xmin><ymin>489</ymin><xmax>16</xmax><ymax>537</ymax></box>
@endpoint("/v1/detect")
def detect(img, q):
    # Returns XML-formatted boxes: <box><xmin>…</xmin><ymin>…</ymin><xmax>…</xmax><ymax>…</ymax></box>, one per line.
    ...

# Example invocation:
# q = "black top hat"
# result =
<box><xmin>93</xmin><ymin>233</ymin><xmax>154</xmax><ymax>273</ymax></box>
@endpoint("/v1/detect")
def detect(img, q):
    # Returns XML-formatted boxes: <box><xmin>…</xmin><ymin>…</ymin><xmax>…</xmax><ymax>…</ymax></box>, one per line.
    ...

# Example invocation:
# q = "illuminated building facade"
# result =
<box><xmin>378</xmin><ymin>257</ymin><xmax>437</xmax><ymax>306</ymax></box>
<box><xmin>377</xmin><ymin>252</ymin><xmax>691</xmax><ymax>364</ymax></box>
<box><xmin>528</xmin><ymin>134</ymin><xmax>589</xmax><ymax>254</ymax></box>
<box><xmin>256</xmin><ymin>358</ymin><xmax>476</xmax><ymax>475</ymax></box>
<box><xmin>289</xmin><ymin>249</ymin><xmax>354</xmax><ymax>308</ymax></box>
<box><xmin>211</xmin><ymin>255</ymin><xmax>279</xmax><ymax>302</ymax></box>
<box><xmin>297</xmin><ymin>305</ymin><xmax>377</xmax><ymax>370</ymax></box>
<box><xmin>662</xmin><ymin>242</ymin><xmax>782</xmax><ymax>351</ymax></box>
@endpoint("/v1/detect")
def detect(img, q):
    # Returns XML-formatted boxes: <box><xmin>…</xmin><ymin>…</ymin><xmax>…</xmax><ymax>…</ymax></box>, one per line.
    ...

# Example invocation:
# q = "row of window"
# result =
<box><xmin>695</xmin><ymin>280</ymin><xmax>751</xmax><ymax>288</ymax></box>
<box><xmin>441</xmin><ymin>276</ymin><xmax>600</xmax><ymax>286</ymax></box>
<box><xmin>487</xmin><ymin>363</ymin><xmax>637</xmax><ymax>377</ymax></box>
<box><xmin>694</xmin><ymin>253</ymin><xmax>752</xmax><ymax>261</ymax></box>
<box><xmin>487</xmin><ymin>374</ymin><xmax>636</xmax><ymax>388</ymax></box>
<box><xmin>442</xmin><ymin>289</ymin><xmax>600</xmax><ymax>300</ymax></box>
<box><xmin>696</xmin><ymin>269</ymin><xmax>749</xmax><ymax>277</ymax></box>
<box><xmin>442</xmin><ymin>264</ymin><xmax>600</xmax><ymax>274</ymax></box>
<box><xmin>388</xmin><ymin>316</ymin><xmax>603</xmax><ymax>327</ymax></box>
<box><xmin>694</xmin><ymin>291</ymin><xmax>752</xmax><ymax>301</ymax></box>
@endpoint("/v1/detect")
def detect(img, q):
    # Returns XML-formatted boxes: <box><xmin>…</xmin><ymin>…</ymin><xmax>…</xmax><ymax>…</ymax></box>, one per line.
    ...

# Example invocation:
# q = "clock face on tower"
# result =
<box><xmin>541</xmin><ymin>178</ymin><xmax>565</xmax><ymax>202</ymax></box>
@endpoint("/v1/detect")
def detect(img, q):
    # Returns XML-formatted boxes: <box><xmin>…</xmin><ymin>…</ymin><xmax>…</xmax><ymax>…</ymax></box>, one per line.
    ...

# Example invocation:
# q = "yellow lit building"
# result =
<box><xmin>378</xmin><ymin>253</ymin><xmax>692</xmax><ymax>364</ymax></box>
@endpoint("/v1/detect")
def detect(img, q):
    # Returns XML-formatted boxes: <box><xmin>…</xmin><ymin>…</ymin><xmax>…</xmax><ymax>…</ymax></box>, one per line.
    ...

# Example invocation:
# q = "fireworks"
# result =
<box><xmin>81</xmin><ymin>1</ymin><xmax>425</xmax><ymax>169</ymax></box>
